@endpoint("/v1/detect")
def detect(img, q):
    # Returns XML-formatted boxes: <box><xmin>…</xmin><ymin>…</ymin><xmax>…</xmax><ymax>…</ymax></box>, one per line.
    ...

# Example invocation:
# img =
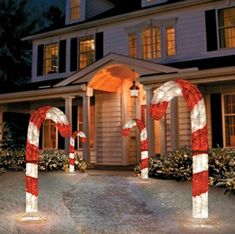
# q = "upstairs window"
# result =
<box><xmin>45</xmin><ymin>43</ymin><xmax>58</xmax><ymax>74</ymax></box>
<box><xmin>79</xmin><ymin>36</ymin><xmax>95</xmax><ymax>69</ymax></box>
<box><xmin>166</xmin><ymin>26</ymin><xmax>176</xmax><ymax>56</ymax></box>
<box><xmin>70</xmin><ymin>0</ymin><xmax>80</xmax><ymax>21</ymax></box>
<box><xmin>141</xmin><ymin>28</ymin><xmax>161</xmax><ymax>59</ymax></box>
<box><xmin>128</xmin><ymin>33</ymin><xmax>137</xmax><ymax>58</ymax></box>
<box><xmin>218</xmin><ymin>7</ymin><xmax>235</xmax><ymax>49</ymax></box>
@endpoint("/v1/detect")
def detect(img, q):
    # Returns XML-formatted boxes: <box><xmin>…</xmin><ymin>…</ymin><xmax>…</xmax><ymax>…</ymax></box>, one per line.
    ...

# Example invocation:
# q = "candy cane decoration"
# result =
<box><xmin>69</xmin><ymin>130</ymin><xmax>87</xmax><ymax>173</ymax></box>
<box><xmin>26</xmin><ymin>106</ymin><xmax>71</xmax><ymax>213</ymax></box>
<box><xmin>122</xmin><ymin>119</ymin><xmax>148</xmax><ymax>179</ymax></box>
<box><xmin>150</xmin><ymin>79</ymin><xmax>208</xmax><ymax>218</ymax></box>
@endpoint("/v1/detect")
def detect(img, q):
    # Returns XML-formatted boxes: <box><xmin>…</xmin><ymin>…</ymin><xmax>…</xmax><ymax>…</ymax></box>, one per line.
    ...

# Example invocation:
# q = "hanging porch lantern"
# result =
<box><xmin>129</xmin><ymin>81</ymin><xmax>139</xmax><ymax>98</ymax></box>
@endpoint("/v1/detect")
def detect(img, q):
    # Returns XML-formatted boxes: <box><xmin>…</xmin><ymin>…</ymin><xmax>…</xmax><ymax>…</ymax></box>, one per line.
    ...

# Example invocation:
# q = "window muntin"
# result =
<box><xmin>79</xmin><ymin>36</ymin><xmax>95</xmax><ymax>69</ymax></box>
<box><xmin>141</xmin><ymin>28</ymin><xmax>161</xmax><ymax>59</ymax></box>
<box><xmin>223</xmin><ymin>94</ymin><xmax>235</xmax><ymax>147</ymax></box>
<box><xmin>44</xmin><ymin>43</ymin><xmax>58</xmax><ymax>74</ymax></box>
<box><xmin>43</xmin><ymin>119</ymin><xmax>58</xmax><ymax>149</ymax></box>
<box><xmin>128</xmin><ymin>33</ymin><xmax>137</xmax><ymax>58</ymax></box>
<box><xmin>70</xmin><ymin>0</ymin><xmax>80</xmax><ymax>21</ymax></box>
<box><xmin>166</xmin><ymin>26</ymin><xmax>176</xmax><ymax>56</ymax></box>
<box><xmin>218</xmin><ymin>7</ymin><xmax>235</xmax><ymax>49</ymax></box>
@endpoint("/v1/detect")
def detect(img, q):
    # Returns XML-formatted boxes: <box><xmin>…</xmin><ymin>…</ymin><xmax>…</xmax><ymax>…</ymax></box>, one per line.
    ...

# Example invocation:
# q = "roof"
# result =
<box><xmin>0</xmin><ymin>78</ymin><xmax>66</xmax><ymax>95</ymax></box>
<box><xmin>25</xmin><ymin>0</ymin><xmax>187</xmax><ymax>39</ymax></box>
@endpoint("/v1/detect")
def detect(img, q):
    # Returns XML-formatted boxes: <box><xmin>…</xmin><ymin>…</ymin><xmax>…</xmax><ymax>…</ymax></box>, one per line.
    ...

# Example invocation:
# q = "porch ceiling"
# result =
<box><xmin>88</xmin><ymin>64</ymin><xmax>136</xmax><ymax>92</ymax></box>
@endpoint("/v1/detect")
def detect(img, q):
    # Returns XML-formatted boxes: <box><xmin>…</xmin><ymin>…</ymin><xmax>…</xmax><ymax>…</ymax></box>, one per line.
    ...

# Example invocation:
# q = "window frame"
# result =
<box><xmin>222</xmin><ymin>93</ymin><xmax>235</xmax><ymax>148</ymax></box>
<box><xmin>165</xmin><ymin>25</ymin><xmax>176</xmax><ymax>57</ymax></box>
<box><xmin>44</xmin><ymin>43</ymin><xmax>59</xmax><ymax>75</ymax></box>
<box><xmin>42</xmin><ymin>119</ymin><xmax>58</xmax><ymax>149</ymax></box>
<box><xmin>70</xmin><ymin>0</ymin><xmax>81</xmax><ymax>21</ymax></box>
<box><xmin>217</xmin><ymin>7</ymin><xmax>235</xmax><ymax>49</ymax></box>
<box><xmin>79</xmin><ymin>35</ymin><xmax>95</xmax><ymax>69</ymax></box>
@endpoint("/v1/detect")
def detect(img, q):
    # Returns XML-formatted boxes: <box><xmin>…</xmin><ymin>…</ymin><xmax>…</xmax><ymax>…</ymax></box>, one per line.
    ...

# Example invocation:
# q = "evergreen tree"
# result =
<box><xmin>0</xmin><ymin>0</ymin><xmax>36</xmax><ymax>85</ymax></box>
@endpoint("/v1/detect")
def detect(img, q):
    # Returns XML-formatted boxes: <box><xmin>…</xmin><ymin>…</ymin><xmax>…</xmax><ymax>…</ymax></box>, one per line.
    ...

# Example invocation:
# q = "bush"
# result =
<box><xmin>146</xmin><ymin>146</ymin><xmax>235</xmax><ymax>194</ymax></box>
<box><xmin>0</xmin><ymin>149</ymin><xmax>87</xmax><ymax>173</ymax></box>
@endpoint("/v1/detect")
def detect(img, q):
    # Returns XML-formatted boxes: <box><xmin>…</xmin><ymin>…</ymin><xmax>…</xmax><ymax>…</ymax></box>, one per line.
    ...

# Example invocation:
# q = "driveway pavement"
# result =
<box><xmin>0</xmin><ymin>170</ymin><xmax>234</xmax><ymax>233</ymax></box>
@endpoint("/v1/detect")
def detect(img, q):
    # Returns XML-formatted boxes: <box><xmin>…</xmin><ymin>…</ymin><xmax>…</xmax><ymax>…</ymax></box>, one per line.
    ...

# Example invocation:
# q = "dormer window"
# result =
<box><xmin>45</xmin><ymin>43</ymin><xmax>58</xmax><ymax>74</ymax></box>
<box><xmin>70</xmin><ymin>0</ymin><xmax>80</xmax><ymax>21</ymax></box>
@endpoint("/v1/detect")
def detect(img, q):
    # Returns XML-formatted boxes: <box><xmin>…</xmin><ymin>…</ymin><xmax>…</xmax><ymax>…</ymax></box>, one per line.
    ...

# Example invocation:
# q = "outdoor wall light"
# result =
<box><xmin>129</xmin><ymin>81</ymin><xmax>139</xmax><ymax>98</ymax></box>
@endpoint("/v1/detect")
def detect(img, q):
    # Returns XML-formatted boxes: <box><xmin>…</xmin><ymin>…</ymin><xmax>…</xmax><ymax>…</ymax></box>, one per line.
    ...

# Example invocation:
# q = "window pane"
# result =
<box><xmin>166</xmin><ymin>26</ymin><xmax>176</xmax><ymax>56</ymax></box>
<box><xmin>219</xmin><ymin>7</ymin><xmax>235</xmax><ymax>48</ymax></box>
<box><xmin>45</xmin><ymin>43</ymin><xmax>58</xmax><ymax>74</ymax></box>
<box><xmin>224</xmin><ymin>95</ymin><xmax>235</xmax><ymax>114</ymax></box>
<box><xmin>70</xmin><ymin>0</ymin><xmax>80</xmax><ymax>20</ymax></box>
<box><xmin>79</xmin><ymin>36</ymin><xmax>95</xmax><ymax>69</ymax></box>
<box><xmin>141</xmin><ymin>29</ymin><xmax>152</xmax><ymax>59</ymax></box>
<box><xmin>128</xmin><ymin>33</ymin><xmax>137</xmax><ymax>58</ymax></box>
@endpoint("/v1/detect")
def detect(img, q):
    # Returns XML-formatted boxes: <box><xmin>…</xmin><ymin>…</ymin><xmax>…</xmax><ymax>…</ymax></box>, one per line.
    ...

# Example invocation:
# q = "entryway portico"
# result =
<box><xmin>0</xmin><ymin>53</ymin><xmax>180</xmax><ymax>166</ymax></box>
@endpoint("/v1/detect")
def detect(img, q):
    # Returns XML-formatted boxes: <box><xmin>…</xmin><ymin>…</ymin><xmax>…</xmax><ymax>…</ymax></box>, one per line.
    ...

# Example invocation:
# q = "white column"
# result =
<box><xmin>170</xmin><ymin>97</ymin><xmax>179</xmax><ymax>151</ymax></box>
<box><xmin>145</xmin><ymin>87</ymin><xmax>155</xmax><ymax>158</ymax></box>
<box><xmin>64</xmin><ymin>96</ymin><xmax>74</xmax><ymax>152</ymax></box>
<box><xmin>82</xmin><ymin>87</ymin><xmax>93</xmax><ymax>164</ymax></box>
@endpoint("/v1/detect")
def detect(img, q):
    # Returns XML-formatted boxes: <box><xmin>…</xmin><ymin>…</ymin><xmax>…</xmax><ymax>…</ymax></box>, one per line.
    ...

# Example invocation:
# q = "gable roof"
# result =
<box><xmin>54</xmin><ymin>53</ymin><xmax>180</xmax><ymax>87</ymax></box>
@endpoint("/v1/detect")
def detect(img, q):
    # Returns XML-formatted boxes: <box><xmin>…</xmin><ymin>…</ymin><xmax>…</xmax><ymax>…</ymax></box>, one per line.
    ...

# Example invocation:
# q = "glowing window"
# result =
<box><xmin>128</xmin><ymin>33</ymin><xmax>137</xmax><ymax>58</ymax></box>
<box><xmin>141</xmin><ymin>28</ymin><xmax>161</xmax><ymax>59</ymax></box>
<box><xmin>44</xmin><ymin>43</ymin><xmax>58</xmax><ymax>74</ymax></box>
<box><xmin>166</xmin><ymin>26</ymin><xmax>176</xmax><ymax>56</ymax></box>
<box><xmin>218</xmin><ymin>7</ymin><xmax>235</xmax><ymax>49</ymax></box>
<box><xmin>223</xmin><ymin>94</ymin><xmax>235</xmax><ymax>147</ymax></box>
<box><xmin>70</xmin><ymin>0</ymin><xmax>80</xmax><ymax>21</ymax></box>
<box><xmin>79</xmin><ymin>36</ymin><xmax>95</xmax><ymax>69</ymax></box>
<box><xmin>43</xmin><ymin>119</ymin><xmax>58</xmax><ymax>149</ymax></box>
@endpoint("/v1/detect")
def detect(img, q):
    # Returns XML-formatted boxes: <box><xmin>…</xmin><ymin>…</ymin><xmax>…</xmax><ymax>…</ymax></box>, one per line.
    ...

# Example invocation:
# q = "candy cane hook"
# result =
<box><xmin>150</xmin><ymin>79</ymin><xmax>208</xmax><ymax>218</ymax></box>
<box><xmin>122</xmin><ymin>119</ymin><xmax>148</xmax><ymax>179</ymax></box>
<box><xmin>69</xmin><ymin>130</ymin><xmax>87</xmax><ymax>173</ymax></box>
<box><xmin>26</xmin><ymin>106</ymin><xmax>71</xmax><ymax>213</ymax></box>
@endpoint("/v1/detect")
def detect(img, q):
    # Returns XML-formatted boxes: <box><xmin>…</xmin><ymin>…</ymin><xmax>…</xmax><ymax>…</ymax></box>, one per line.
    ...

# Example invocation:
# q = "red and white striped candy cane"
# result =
<box><xmin>26</xmin><ymin>106</ymin><xmax>71</xmax><ymax>213</ymax></box>
<box><xmin>150</xmin><ymin>79</ymin><xmax>208</xmax><ymax>218</ymax></box>
<box><xmin>122</xmin><ymin>119</ymin><xmax>148</xmax><ymax>179</ymax></box>
<box><xmin>69</xmin><ymin>130</ymin><xmax>87</xmax><ymax>173</ymax></box>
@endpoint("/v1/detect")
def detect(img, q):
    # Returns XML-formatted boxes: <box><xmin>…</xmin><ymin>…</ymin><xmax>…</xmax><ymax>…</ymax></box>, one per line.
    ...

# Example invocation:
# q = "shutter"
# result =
<box><xmin>210</xmin><ymin>94</ymin><xmax>223</xmax><ymax>147</ymax></box>
<box><xmin>37</xmin><ymin>44</ymin><xmax>44</xmax><ymax>76</ymax></box>
<box><xmin>59</xmin><ymin>40</ymin><xmax>66</xmax><ymax>73</ymax></box>
<box><xmin>205</xmin><ymin>10</ymin><xmax>218</xmax><ymax>51</ymax></box>
<box><xmin>70</xmin><ymin>37</ymin><xmax>78</xmax><ymax>71</ymax></box>
<box><xmin>95</xmin><ymin>32</ymin><xmax>103</xmax><ymax>60</ymax></box>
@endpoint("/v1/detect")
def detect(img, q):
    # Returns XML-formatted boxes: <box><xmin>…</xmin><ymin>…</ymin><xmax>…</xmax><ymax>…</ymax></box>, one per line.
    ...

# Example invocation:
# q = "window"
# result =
<box><xmin>141</xmin><ymin>28</ymin><xmax>161</xmax><ymax>59</ymax></box>
<box><xmin>223</xmin><ymin>94</ymin><xmax>235</xmax><ymax>147</ymax></box>
<box><xmin>43</xmin><ymin>119</ymin><xmax>58</xmax><ymax>149</ymax></box>
<box><xmin>44</xmin><ymin>43</ymin><xmax>58</xmax><ymax>74</ymax></box>
<box><xmin>218</xmin><ymin>7</ymin><xmax>235</xmax><ymax>49</ymax></box>
<box><xmin>166</xmin><ymin>26</ymin><xmax>176</xmax><ymax>56</ymax></box>
<box><xmin>79</xmin><ymin>36</ymin><xmax>95</xmax><ymax>69</ymax></box>
<box><xmin>128</xmin><ymin>33</ymin><xmax>137</xmax><ymax>58</ymax></box>
<box><xmin>70</xmin><ymin>0</ymin><xmax>80</xmax><ymax>21</ymax></box>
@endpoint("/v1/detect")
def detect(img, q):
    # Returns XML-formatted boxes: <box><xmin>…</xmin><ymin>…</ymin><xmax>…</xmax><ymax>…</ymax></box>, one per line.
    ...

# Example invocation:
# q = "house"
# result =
<box><xmin>0</xmin><ymin>0</ymin><xmax>235</xmax><ymax>167</ymax></box>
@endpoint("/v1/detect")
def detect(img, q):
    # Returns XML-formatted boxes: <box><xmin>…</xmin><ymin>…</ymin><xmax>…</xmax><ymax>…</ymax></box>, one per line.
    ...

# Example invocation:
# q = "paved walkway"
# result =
<box><xmin>0</xmin><ymin>170</ymin><xmax>234</xmax><ymax>233</ymax></box>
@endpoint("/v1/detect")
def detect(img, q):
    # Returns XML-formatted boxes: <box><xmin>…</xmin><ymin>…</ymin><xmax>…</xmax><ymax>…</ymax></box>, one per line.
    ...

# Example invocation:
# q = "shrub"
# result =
<box><xmin>145</xmin><ymin>146</ymin><xmax>235</xmax><ymax>194</ymax></box>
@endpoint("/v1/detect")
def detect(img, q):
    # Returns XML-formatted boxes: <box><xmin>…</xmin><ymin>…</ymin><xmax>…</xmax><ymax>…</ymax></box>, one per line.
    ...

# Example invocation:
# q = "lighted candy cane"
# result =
<box><xmin>69</xmin><ymin>130</ymin><xmax>87</xmax><ymax>173</ymax></box>
<box><xmin>26</xmin><ymin>106</ymin><xmax>71</xmax><ymax>213</ymax></box>
<box><xmin>150</xmin><ymin>79</ymin><xmax>208</xmax><ymax>218</ymax></box>
<box><xmin>122</xmin><ymin>119</ymin><xmax>148</xmax><ymax>179</ymax></box>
